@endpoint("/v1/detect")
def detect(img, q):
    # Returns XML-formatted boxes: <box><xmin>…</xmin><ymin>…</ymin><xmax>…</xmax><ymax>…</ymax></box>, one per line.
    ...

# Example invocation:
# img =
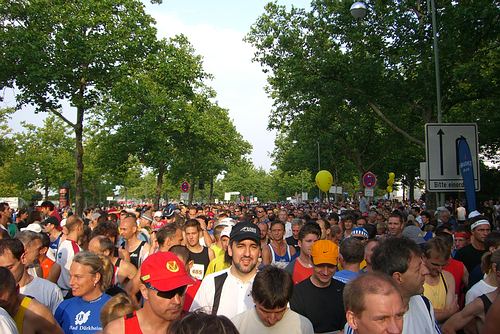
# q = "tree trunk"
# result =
<box><xmin>154</xmin><ymin>166</ymin><xmax>165</xmax><ymax>210</ymax></box>
<box><xmin>188</xmin><ymin>179</ymin><xmax>195</xmax><ymax>205</ymax></box>
<box><xmin>408</xmin><ymin>179</ymin><xmax>416</xmax><ymax>202</ymax></box>
<box><xmin>209</xmin><ymin>176</ymin><xmax>214</xmax><ymax>203</ymax></box>
<box><xmin>74</xmin><ymin>106</ymin><xmax>85</xmax><ymax>216</ymax></box>
<box><xmin>44</xmin><ymin>178</ymin><xmax>49</xmax><ymax>200</ymax></box>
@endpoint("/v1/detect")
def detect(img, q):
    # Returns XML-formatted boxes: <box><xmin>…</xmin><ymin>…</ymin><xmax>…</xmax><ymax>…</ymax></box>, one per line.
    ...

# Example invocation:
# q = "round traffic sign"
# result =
<box><xmin>362</xmin><ymin>172</ymin><xmax>377</xmax><ymax>188</ymax></box>
<box><xmin>180</xmin><ymin>181</ymin><xmax>190</xmax><ymax>193</ymax></box>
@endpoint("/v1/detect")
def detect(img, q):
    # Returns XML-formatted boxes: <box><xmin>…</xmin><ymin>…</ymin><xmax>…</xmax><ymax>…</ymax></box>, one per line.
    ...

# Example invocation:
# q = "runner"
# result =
<box><xmin>103</xmin><ymin>252</ymin><xmax>194</xmax><ymax>334</ymax></box>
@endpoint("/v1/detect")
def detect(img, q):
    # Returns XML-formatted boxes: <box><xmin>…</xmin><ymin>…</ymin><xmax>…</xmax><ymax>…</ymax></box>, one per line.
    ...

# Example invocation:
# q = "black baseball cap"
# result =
<box><xmin>42</xmin><ymin>216</ymin><xmax>60</xmax><ymax>227</ymax></box>
<box><xmin>230</xmin><ymin>221</ymin><xmax>260</xmax><ymax>244</ymax></box>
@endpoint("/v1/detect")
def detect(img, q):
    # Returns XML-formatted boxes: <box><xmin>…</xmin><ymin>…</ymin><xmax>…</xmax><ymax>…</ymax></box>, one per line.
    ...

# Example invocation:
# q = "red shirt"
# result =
<box><xmin>50</xmin><ymin>210</ymin><xmax>62</xmax><ymax>223</ymax></box>
<box><xmin>183</xmin><ymin>278</ymin><xmax>201</xmax><ymax>312</ymax></box>
<box><xmin>444</xmin><ymin>258</ymin><xmax>465</xmax><ymax>295</ymax></box>
<box><xmin>292</xmin><ymin>259</ymin><xmax>313</xmax><ymax>285</ymax></box>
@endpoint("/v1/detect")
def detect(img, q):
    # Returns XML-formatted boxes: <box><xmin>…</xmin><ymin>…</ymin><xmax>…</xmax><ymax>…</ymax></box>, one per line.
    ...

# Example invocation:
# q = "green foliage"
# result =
<box><xmin>0</xmin><ymin>0</ymin><xmax>159</xmax><ymax>213</ymax></box>
<box><xmin>0</xmin><ymin>108</ymin><xmax>14</xmax><ymax>167</ymax></box>
<box><xmin>247</xmin><ymin>0</ymin><xmax>499</xmax><ymax>198</ymax></box>
<box><xmin>93</xmin><ymin>36</ymin><xmax>251</xmax><ymax>204</ymax></box>
<box><xmin>0</xmin><ymin>115</ymin><xmax>75</xmax><ymax>199</ymax></box>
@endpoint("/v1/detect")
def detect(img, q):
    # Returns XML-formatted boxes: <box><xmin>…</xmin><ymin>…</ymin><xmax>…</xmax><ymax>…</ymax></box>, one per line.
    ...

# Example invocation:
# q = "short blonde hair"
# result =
<box><xmin>99</xmin><ymin>293</ymin><xmax>136</xmax><ymax>328</ymax></box>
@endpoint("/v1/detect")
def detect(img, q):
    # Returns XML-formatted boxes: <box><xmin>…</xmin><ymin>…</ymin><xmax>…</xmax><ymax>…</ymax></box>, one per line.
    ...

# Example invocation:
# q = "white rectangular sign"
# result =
<box><xmin>329</xmin><ymin>186</ymin><xmax>343</xmax><ymax>194</ymax></box>
<box><xmin>425</xmin><ymin>123</ymin><xmax>480</xmax><ymax>191</ymax></box>
<box><xmin>364</xmin><ymin>188</ymin><xmax>374</xmax><ymax>197</ymax></box>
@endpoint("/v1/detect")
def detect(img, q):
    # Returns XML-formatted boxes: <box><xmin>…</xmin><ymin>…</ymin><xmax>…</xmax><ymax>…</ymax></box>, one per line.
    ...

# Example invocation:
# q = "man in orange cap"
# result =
<box><xmin>103</xmin><ymin>252</ymin><xmax>194</xmax><ymax>334</ymax></box>
<box><xmin>290</xmin><ymin>239</ymin><xmax>347</xmax><ymax>333</ymax></box>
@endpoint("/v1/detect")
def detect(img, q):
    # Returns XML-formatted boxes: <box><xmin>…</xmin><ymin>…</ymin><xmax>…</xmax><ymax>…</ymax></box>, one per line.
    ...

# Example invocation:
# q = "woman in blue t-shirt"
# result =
<box><xmin>55</xmin><ymin>251</ymin><xmax>112</xmax><ymax>333</ymax></box>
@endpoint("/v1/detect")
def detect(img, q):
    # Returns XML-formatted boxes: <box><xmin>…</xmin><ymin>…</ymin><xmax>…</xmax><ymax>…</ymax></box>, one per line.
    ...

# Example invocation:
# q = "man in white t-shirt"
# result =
<box><xmin>55</xmin><ymin>215</ymin><xmax>84</xmax><ymax>297</ymax></box>
<box><xmin>231</xmin><ymin>266</ymin><xmax>313</xmax><ymax>334</ymax></box>
<box><xmin>0</xmin><ymin>238</ymin><xmax>63</xmax><ymax>313</ymax></box>
<box><xmin>190</xmin><ymin>221</ymin><xmax>261</xmax><ymax>318</ymax></box>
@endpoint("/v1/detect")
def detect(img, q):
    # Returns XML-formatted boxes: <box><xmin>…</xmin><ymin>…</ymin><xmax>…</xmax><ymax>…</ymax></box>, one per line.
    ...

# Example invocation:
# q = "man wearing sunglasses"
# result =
<box><xmin>103</xmin><ymin>251</ymin><xmax>194</xmax><ymax>334</ymax></box>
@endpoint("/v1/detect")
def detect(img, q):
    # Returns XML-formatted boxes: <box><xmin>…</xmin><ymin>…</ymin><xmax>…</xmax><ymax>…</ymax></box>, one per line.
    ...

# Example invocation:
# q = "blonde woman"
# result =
<box><xmin>55</xmin><ymin>251</ymin><xmax>113</xmax><ymax>333</ymax></box>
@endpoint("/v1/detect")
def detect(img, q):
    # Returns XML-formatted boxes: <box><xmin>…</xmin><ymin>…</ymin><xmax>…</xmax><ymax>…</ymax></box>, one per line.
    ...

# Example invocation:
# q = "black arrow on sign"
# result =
<box><xmin>437</xmin><ymin>129</ymin><xmax>444</xmax><ymax>175</ymax></box>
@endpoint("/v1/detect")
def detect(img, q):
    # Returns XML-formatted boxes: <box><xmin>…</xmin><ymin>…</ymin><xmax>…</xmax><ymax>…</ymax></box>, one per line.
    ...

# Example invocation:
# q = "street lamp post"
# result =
<box><xmin>317</xmin><ymin>140</ymin><xmax>321</xmax><ymax>201</ymax></box>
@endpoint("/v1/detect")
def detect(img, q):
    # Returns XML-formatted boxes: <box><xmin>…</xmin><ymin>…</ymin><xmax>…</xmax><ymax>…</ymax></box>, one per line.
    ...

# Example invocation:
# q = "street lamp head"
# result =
<box><xmin>350</xmin><ymin>1</ymin><xmax>368</xmax><ymax>19</ymax></box>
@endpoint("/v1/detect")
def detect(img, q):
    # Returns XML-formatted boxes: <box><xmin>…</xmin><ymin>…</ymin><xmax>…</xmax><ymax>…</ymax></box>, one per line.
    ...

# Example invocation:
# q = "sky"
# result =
<box><xmin>3</xmin><ymin>0</ymin><xmax>311</xmax><ymax>172</ymax></box>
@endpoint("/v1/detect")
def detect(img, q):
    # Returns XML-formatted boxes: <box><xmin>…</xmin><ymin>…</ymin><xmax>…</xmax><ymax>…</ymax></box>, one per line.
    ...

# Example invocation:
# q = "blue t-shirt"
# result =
<box><xmin>55</xmin><ymin>294</ymin><xmax>111</xmax><ymax>333</ymax></box>
<box><xmin>333</xmin><ymin>270</ymin><xmax>360</xmax><ymax>284</ymax></box>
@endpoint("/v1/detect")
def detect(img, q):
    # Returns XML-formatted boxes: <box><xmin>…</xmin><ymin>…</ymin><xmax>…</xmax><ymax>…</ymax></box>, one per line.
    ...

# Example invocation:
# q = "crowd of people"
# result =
<box><xmin>0</xmin><ymin>197</ymin><xmax>499</xmax><ymax>333</ymax></box>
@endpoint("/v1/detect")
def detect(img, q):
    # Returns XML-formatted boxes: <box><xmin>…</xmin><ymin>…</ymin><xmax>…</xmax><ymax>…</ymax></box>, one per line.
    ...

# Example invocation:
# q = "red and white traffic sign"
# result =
<box><xmin>362</xmin><ymin>172</ymin><xmax>377</xmax><ymax>188</ymax></box>
<box><xmin>180</xmin><ymin>181</ymin><xmax>190</xmax><ymax>193</ymax></box>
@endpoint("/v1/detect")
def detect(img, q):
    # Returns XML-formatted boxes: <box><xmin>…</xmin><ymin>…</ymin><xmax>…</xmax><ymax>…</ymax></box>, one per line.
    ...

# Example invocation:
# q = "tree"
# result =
<box><xmin>0</xmin><ymin>0</ymin><xmax>158</xmax><ymax>214</ymax></box>
<box><xmin>246</xmin><ymin>0</ymin><xmax>499</xmax><ymax>199</ymax></box>
<box><xmin>219</xmin><ymin>159</ymin><xmax>277</xmax><ymax>202</ymax></box>
<box><xmin>0</xmin><ymin>108</ymin><xmax>14</xmax><ymax>167</ymax></box>
<box><xmin>12</xmin><ymin>116</ymin><xmax>75</xmax><ymax>199</ymax></box>
<box><xmin>95</xmin><ymin>35</ymin><xmax>251</xmax><ymax>206</ymax></box>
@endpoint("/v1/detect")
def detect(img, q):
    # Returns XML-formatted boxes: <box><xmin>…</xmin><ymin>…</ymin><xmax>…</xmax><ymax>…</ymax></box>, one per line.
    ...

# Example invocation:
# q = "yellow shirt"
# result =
<box><xmin>206</xmin><ymin>254</ymin><xmax>230</xmax><ymax>275</ymax></box>
<box><xmin>423</xmin><ymin>273</ymin><xmax>448</xmax><ymax>310</ymax></box>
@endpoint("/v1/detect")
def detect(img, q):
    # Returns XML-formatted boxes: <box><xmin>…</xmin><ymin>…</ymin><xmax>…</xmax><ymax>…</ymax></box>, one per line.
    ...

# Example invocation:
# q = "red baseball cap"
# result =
<box><xmin>140</xmin><ymin>252</ymin><xmax>194</xmax><ymax>291</ymax></box>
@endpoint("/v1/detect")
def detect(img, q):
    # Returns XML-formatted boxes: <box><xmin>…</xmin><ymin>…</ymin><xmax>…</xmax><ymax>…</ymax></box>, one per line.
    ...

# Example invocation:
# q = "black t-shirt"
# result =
<box><xmin>290</xmin><ymin>277</ymin><xmax>346</xmax><ymax>333</ymax></box>
<box><xmin>454</xmin><ymin>244</ymin><xmax>487</xmax><ymax>284</ymax></box>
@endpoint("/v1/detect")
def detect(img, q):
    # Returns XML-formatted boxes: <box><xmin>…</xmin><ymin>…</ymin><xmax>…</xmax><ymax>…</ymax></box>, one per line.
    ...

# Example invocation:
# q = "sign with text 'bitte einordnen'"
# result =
<box><xmin>425</xmin><ymin>123</ymin><xmax>480</xmax><ymax>192</ymax></box>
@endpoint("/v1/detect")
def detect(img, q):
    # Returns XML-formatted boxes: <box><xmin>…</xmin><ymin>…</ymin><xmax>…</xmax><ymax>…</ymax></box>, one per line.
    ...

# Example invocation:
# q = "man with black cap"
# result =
<box><xmin>103</xmin><ymin>251</ymin><xmax>194</xmax><ymax>334</ymax></box>
<box><xmin>42</xmin><ymin>216</ymin><xmax>64</xmax><ymax>262</ymax></box>
<box><xmin>190</xmin><ymin>221</ymin><xmax>261</xmax><ymax>319</ymax></box>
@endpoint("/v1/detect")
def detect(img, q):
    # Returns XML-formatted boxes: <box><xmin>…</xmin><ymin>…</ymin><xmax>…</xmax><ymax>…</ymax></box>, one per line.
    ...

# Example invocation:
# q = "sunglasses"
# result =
<box><xmin>144</xmin><ymin>282</ymin><xmax>187</xmax><ymax>299</ymax></box>
<box><xmin>257</xmin><ymin>210</ymin><xmax>264</xmax><ymax>213</ymax></box>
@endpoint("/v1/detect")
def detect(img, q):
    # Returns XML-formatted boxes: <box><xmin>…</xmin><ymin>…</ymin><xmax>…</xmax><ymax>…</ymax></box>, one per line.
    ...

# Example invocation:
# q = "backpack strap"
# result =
<box><xmin>212</xmin><ymin>272</ymin><xmax>228</xmax><ymax>315</ymax></box>
<box><xmin>420</xmin><ymin>295</ymin><xmax>442</xmax><ymax>334</ymax></box>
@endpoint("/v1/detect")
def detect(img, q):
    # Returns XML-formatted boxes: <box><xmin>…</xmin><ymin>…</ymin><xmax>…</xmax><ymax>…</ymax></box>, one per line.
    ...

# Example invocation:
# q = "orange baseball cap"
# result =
<box><xmin>311</xmin><ymin>240</ymin><xmax>339</xmax><ymax>266</ymax></box>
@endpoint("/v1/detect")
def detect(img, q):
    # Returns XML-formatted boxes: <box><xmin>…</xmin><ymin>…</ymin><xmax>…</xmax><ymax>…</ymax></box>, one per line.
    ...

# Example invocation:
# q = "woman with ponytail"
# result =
<box><xmin>54</xmin><ymin>251</ymin><xmax>113</xmax><ymax>333</ymax></box>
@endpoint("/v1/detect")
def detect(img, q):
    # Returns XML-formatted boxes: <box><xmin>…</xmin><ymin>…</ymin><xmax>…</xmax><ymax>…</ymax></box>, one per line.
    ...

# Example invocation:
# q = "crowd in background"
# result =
<box><xmin>0</xmin><ymin>197</ymin><xmax>499</xmax><ymax>333</ymax></box>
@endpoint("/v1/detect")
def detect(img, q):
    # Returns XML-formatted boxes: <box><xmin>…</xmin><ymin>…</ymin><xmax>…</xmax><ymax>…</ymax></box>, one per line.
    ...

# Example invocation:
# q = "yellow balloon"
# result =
<box><xmin>388</xmin><ymin>172</ymin><xmax>395</xmax><ymax>180</ymax></box>
<box><xmin>387</xmin><ymin>178</ymin><xmax>394</xmax><ymax>186</ymax></box>
<box><xmin>387</xmin><ymin>186</ymin><xmax>393</xmax><ymax>193</ymax></box>
<box><xmin>315</xmin><ymin>170</ymin><xmax>334</xmax><ymax>192</ymax></box>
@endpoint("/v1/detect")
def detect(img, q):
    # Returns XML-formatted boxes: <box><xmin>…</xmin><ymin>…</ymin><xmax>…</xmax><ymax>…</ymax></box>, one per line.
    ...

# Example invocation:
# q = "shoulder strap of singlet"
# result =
<box><xmin>14</xmin><ymin>296</ymin><xmax>33</xmax><ymax>333</ymax></box>
<box><xmin>479</xmin><ymin>294</ymin><xmax>492</xmax><ymax>314</ymax></box>
<box><xmin>115</xmin><ymin>257</ymin><xmax>122</xmax><ymax>267</ymax></box>
<box><xmin>440</xmin><ymin>271</ymin><xmax>448</xmax><ymax>295</ymax></box>
<box><xmin>212</xmin><ymin>272</ymin><xmax>228</xmax><ymax>315</ymax></box>
<box><xmin>70</xmin><ymin>240</ymin><xmax>80</xmax><ymax>255</ymax></box>
<box><xmin>124</xmin><ymin>311</ymin><xmax>143</xmax><ymax>334</ymax></box>
<box><xmin>268</xmin><ymin>243</ymin><xmax>276</xmax><ymax>261</ymax></box>
<box><xmin>285</xmin><ymin>245</ymin><xmax>291</xmax><ymax>261</ymax></box>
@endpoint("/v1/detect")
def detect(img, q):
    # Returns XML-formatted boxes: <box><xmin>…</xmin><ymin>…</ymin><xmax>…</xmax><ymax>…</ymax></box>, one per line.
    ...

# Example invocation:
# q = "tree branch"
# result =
<box><xmin>49</xmin><ymin>108</ymin><xmax>76</xmax><ymax>130</ymax></box>
<box><xmin>367</xmin><ymin>101</ymin><xmax>425</xmax><ymax>147</ymax></box>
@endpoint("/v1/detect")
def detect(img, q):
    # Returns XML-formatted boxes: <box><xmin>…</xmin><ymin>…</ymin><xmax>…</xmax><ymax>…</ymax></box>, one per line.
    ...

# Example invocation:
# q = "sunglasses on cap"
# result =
<box><xmin>144</xmin><ymin>282</ymin><xmax>187</xmax><ymax>299</ymax></box>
